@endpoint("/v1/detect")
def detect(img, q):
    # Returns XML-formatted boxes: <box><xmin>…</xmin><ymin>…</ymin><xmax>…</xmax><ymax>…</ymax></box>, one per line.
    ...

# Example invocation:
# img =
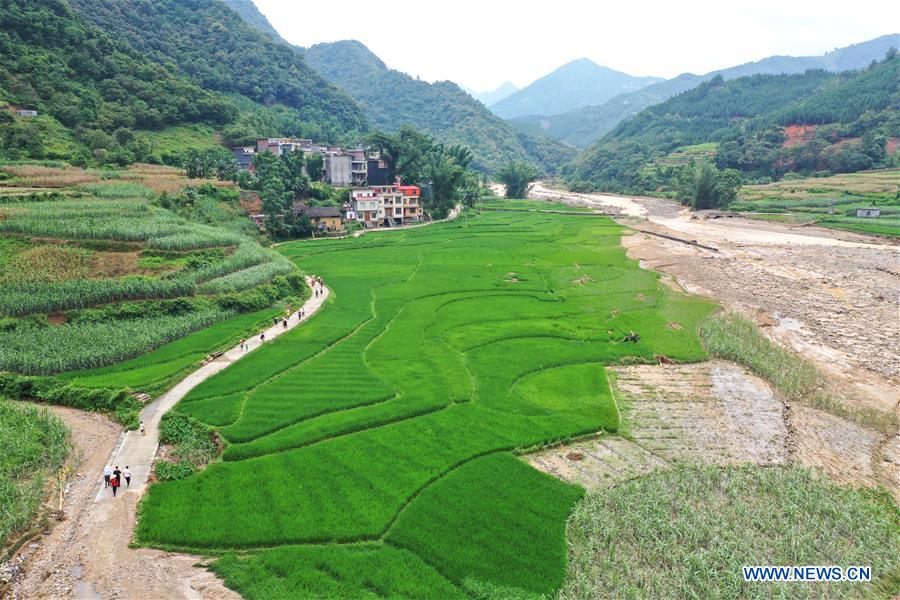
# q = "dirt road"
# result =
<box><xmin>7</xmin><ymin>278</ymin><xmax>330</xmax><ymax>599</ymax></box>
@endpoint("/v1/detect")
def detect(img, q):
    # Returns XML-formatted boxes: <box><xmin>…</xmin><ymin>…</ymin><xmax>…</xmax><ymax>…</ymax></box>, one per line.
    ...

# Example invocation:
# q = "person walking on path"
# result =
<box><xmin>123</xmin><ymin>466</ymin><xmax>131</xmax><ymax>487</ymax></box>
<box><xmin>113</xmin><ymin>466</ymin><xmax>121</xmax><ymax>484</ymax></box>
<box><xmin>260</xmin><ymin>332</ymin><xmax>266</xmax><ymax>343</ymax></box>
<box><xmin>239</xmin><ymin>338</ymin><xmax>246</xmax><ymax>351</ymax></box>
<box><xmin>282</xmin><ymin>318</ymin><xmax>288</xmax><ymax>329</ymax></box>
<box><xmin>103</xmin><ymin>465</ymin><xmax>112</xmax><ymax>488</ymax></box>
<box><xmin>110</xmin><ymin>475</ymin><xmax>120</xmax><ymax>497</ymax></box>
<box><xmin>140</xmin><ymin>421</ymin><xmax>145</xmax><ymax>435</ymax></box>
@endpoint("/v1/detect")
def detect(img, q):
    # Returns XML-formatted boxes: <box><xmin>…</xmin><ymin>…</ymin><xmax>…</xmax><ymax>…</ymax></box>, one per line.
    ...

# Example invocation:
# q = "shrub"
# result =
<box><xmin>0</xmin><ymin>373</ymin><xmax>139</xmax><ymax>429</ymax></box>
<box><xmin>154</xmin><ymin>460</ymin><xmax>197</xmax><ymax>481</ymax></box>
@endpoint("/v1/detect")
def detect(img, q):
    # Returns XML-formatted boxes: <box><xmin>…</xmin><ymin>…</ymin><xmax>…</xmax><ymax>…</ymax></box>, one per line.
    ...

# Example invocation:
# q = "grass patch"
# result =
<box><xmin>0</xmin><ymin>397</ymin><xmax>70</xmax><ymax>547</ymax></box>
<box><xmin>700</xmin><ymin>311</ymin><xmax>896</xmax><ymax>433</ymax></box>
<box><xmin>561</xmin><ymin>464</ymin><xmax>900</xmax><ymax>599</ymax></box>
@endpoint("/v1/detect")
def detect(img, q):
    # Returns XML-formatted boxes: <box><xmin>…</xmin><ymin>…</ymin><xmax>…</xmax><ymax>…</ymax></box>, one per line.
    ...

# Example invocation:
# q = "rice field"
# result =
<box><xmin>137</xmin><ymin>210</ymin><xmax>717</xmax><ymax>597</ymax></box>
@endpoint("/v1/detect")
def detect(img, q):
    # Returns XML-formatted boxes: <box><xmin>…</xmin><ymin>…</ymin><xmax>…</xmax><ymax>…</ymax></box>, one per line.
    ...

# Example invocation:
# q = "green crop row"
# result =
<box><xmin>0</xmin><ymin>309</ymin><xmax>233</xmax><ymax>374</ymax></box>
<box><xmin>198</xmin><ymin>256</ymin><xmax>296</xmax><ymax>295</ymax></box>
<box><xmin>1</xmin><ymin>275</ymin><xmax>196</xmax><ymax>316</ymax></box>
<box><xmin>0</xmin><ymin>199</ymin><xmax>243</xmax><ymax>249</ymax></box>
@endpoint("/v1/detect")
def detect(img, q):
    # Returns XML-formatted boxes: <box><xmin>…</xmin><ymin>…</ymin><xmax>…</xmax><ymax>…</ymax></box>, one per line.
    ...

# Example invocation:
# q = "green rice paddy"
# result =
<box><xmin>137</xmin><ymin>209</ymin><xmax>716</xmax><ymax>597</ymax></box>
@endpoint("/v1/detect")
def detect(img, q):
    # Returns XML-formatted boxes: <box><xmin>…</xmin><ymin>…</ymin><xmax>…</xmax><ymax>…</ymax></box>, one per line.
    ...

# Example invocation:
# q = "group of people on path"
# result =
<box><xmin>102</xmin><ymin>464</ymin><xmax>131</xmax><ymax>497</ymax></box>
<box><xmin>237</xmin><ymin>277</ymin><xmax>323</xmax><ymax>350</ymax></box>
<box><xmin>313</xmin><ymin>276</ymin><xmax>324</xmax><ymax>299</ymax></box>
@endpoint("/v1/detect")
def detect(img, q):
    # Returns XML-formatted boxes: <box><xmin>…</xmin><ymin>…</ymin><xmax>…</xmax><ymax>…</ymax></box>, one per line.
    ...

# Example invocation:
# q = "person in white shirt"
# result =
<box><xmin>123</xmin><ymin>466</ymin><xmax>132</xmax><ymax>487</ymax></box>
<box><xmin>103</xmin><ymin>465</ymin><xmax>112</xmax><ymax>488</ymax></box>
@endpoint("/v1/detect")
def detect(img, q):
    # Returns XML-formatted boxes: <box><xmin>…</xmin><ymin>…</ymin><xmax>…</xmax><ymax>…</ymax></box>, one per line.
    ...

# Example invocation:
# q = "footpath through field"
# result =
<box><xmin>8</xmin><ymin>276</ymin><xmax>329</xmax><ymax>599</ymax></box>
<box><xmin>96</xmin><ymin>276</ymin><xmax>331</xmax><ymax>500</ymax></box>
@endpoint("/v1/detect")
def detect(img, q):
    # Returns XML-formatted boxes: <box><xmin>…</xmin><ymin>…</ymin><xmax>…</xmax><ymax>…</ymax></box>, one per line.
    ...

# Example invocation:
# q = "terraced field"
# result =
<box><xmin>133</xmin><ymin>208</ymin><xmax>715</xmax><ymax>597</ymax></box>
<box><xmin>0</xmin><ymin>163</ymin><xmax>302</xmax><ymax>377</ymax></box>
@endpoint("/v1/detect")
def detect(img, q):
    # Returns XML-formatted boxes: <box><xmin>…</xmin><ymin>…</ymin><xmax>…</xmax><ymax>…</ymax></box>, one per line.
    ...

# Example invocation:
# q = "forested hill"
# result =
<box><xmin>566</xmin><ymin>53</ymin><xmax>900</xmax><ymax>193</ymax></box>
<box><xmin>68</xmin><ymin>0</ymin><xmax>367</xmax><ymax>144</ymax></box>
<box><xmin>302</xmin><ymin>40</ymin><xmax>574</xmax><ymax>173</ymax></box>
<box><xmin>0</xmin><ymin>0</ymin><xmax>236</xmax><ymax>162</ymax></box>
<box><xmin>515</xmin><ymin>34</ymin><xmax>900</xmax><ymax>149</ymax></box>
<box><xmin>218</xmin><ymin>0</ymin><xmax>289</xmax><ymax>46</ymax></box>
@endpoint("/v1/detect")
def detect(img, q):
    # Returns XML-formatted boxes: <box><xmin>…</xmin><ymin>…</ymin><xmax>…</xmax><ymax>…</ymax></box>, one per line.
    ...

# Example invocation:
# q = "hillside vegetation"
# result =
<box><xmin>567</xmin><ymin>53</ymin><xmax>900</xmax><ymax>193</ymax></box>
<box><xmin>301</xmin><ymin>40</ymin><xmax>575</xmax><ymax>173</ymax></box>
<box><xmin>0</xmin><ymin>0</ymin><xmax>235</xmax><ymax>164</ymax></box>
<box><xmin>68</xmin><ymin>0</ymin><xmax>367</xmax><ymax>145</ymax></box>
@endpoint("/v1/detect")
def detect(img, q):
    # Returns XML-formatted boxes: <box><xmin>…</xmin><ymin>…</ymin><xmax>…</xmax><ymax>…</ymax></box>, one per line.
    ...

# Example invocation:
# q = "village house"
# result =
<box><xmin>292</xmin><ymin>202</ymin><xmax>344</xmax><ymax>233</ymax></box>
<box><xmin>324</xmin><ymin>153</ymin><xmax>352</xmax><ymax>186</ymax></box>
<box><xmin>256</xmin><ymin>137</ymin><xmax>311</xmax><ymax>156</ymax></box>
<box><xmin>349</xmin><ymin>185</ymin><xmax>422</xmax><ymax>227</ymax></box>
<box><xmin>14</xmin><ymin>109</ymin><xmax>37</xmax><ymax>117</ymax></box>
<box><xmin>233</xmin><ymin>147</ymin><xmax>256</xmax><ymax>172</ymax></box>
<box><xmin>856</xmin><ymin>207</ymin><xmax>881</xmax><ymax>218</ymax></box>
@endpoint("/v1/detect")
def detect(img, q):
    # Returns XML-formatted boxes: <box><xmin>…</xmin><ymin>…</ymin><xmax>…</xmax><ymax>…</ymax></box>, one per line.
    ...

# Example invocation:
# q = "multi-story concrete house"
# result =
<box><xmin>233</xmin><ymin>147</ymin><xmax>256</xmax><ymax>172</ymax></box>
<box><xmin>348</xmin><ymin>185</ymin><xmax>422</xmax><ymax>227</ymax></box>
<box><xmin>324</xmin><ymin>154</ymin><xmax>352</xmax><ymax>186</ymax></box>
<box><xmin>256</xmin><ymin>138</ymin><xmax>312</xmax><ymax>156</ymax></box>
<box><xmin>349</xmin><ymin>188</ymin><xmax>384</xmax><ymax>225</ymax></box>
<box><xmin>350</xmin><ymin>149</ymin><xmax>368</xmax><ymax>185</ymax></box>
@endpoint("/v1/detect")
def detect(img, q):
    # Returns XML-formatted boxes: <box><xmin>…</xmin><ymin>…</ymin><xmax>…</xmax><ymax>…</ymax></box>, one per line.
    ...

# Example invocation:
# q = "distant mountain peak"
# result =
<box><xmin>490</xmin><ymin>60</ymin><xmax>663</xmax><ymax>118</ymax></box>
<box><xmin>467</xmin><ymin>81</ymin><xmax>518</xmax><ymax>106</ymax></box>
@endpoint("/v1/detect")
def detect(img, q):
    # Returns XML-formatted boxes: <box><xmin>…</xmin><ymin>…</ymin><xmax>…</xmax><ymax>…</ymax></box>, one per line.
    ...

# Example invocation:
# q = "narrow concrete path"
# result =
<box><xmin>94</xmin><ymin>276</ymin><xmax>330</xmax><ymax>502</ymax></box>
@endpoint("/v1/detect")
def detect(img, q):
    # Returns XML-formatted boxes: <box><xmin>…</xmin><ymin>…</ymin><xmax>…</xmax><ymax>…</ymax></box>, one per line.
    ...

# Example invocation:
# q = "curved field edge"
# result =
<box><xmin>135</xmin><ymin>211</ymin><xmax>718</xmax><ymax>596</ymax></box>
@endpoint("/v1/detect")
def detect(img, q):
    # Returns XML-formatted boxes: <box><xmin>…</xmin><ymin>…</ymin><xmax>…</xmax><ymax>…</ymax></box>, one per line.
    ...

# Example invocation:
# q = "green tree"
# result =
<box><xmin>678</xmin><ymin>161</ymin><xmax>741</xmax><ymax>210</ymax></box>
<box><xmin>305</xmin><ymin>153</ymin><xmax>324</xmax><ymax>183</ymax></box>
<box><xmin>497</xmin><ymin>161</ymin><xmax>539</xmax><ymax>198</ymax></box>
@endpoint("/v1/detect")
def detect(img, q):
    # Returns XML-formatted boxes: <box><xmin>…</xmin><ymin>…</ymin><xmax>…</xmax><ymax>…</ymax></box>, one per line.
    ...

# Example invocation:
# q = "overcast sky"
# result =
<box><xmin>253</xmin><ymin>0</ymin><xmax>897</xmax><ymax>92</ymax></box>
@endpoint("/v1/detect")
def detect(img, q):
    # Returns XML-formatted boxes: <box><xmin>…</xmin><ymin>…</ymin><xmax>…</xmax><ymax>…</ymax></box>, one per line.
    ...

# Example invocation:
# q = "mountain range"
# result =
<box><xmin>489</xmin><ymin>58</ymin><xmax>663</xmax><ymax>119</ymax></box>
<box><xmin>218</xmin><ymin>1</ymin><xmax>575</xmax><ymax>173</ymax></box>
<box><xmin>462</xmin><ymin>82</ymin><xmax>519</xmax><ymax>107</ymax></box>
<box><xmin>508</xmin><ymin>34</ymin><xmax>900</xmax><ymax>148</ymax></box>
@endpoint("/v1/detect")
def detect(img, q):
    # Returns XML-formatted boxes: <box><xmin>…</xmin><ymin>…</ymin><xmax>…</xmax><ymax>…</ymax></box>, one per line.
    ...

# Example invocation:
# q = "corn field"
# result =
<box><xmin>0</xmin><ymin>199</ymin><xmax>242</xmax><ymax>249</ymax></box>
<box><xmin>0</xmin><ymin>309</ymin><xmax>235</xmax><ymax>374</ymax></box>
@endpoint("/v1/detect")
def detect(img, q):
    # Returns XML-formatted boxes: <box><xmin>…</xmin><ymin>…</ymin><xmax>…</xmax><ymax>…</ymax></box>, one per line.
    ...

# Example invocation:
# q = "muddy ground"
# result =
<box><xmin>4</xmin><ymin>407</ymin><xmax>237</xmax><ymax>600</ymax></box>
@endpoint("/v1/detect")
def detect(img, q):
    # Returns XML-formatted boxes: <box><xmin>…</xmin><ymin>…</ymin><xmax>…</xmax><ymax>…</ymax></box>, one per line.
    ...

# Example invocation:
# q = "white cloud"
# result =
<box><xmin>253</xmin><ymin>0</ymin><xmax>898</xmax><ymax>91</ymax></box>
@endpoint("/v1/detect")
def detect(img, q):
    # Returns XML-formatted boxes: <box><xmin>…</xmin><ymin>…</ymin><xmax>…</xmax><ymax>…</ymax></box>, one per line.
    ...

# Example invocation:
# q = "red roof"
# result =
<box><xmin>398</xmin><ymin>186</ymin><xmax>420</xmax><ymax>195</ymax></box>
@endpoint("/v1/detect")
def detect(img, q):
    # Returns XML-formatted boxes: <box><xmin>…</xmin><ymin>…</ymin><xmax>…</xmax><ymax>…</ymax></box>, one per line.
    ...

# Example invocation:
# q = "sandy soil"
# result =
<box><xmin>5</xmin><ymin>278</ymin><xmax>330</xmax><ymax>599</ymax></box>
<box><xmin>528</xmin><ymin>362</ymin><xmax>895</xmax><ymax>499</ymax></box>
<box><xmin>528</xmin><ymin>361</ymin><xmax>789</xmax><ymax>487</ymax></box>
<box><xmin>526</xmin><ymin>183</ymin><xmax>899</xmax><ymax>500</ymax></box>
